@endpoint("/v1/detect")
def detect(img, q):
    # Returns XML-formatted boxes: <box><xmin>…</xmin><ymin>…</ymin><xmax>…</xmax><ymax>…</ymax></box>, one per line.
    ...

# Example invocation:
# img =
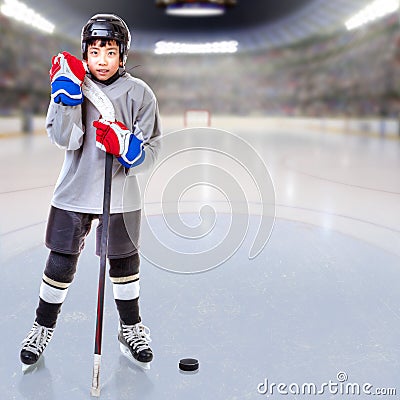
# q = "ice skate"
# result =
<box><xmin>118</xmin><ymin>321</ymin><xmax>153</xmax><ymax>370</ymax></box>
<box><xmin>20</xmin><ymin>322</ymin><xmax>54</xmax><ymax>373</ymax></box>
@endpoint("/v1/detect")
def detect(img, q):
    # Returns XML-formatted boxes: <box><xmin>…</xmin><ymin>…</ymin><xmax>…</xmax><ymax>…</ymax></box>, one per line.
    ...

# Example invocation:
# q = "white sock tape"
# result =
<box><xmin>39</xmin><ymin>282</ymin><xmax>69</xmax><ymax>304</ymax></box>
<box><xmin>113</xmin><ymin>281</ymin><xmax>140</xmax><ymax>301</ymax></box>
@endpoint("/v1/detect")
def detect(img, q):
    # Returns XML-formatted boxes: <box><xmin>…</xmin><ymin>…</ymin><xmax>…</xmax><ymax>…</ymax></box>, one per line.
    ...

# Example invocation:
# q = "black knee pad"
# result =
<box><xmin>44</xmin><ymin>251</ymin><xmax>79</xmax><ymax>284</ymax></box>
<box><xmin>109</xmin><ymin>253</ymin><xmax>140</xmax><ymax>278</ymax></box>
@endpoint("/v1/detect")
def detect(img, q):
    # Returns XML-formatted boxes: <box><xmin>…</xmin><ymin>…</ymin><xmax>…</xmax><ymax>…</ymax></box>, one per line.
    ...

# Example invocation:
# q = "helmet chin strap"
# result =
<box><xmin>84</xmin><ymin>51</ymin><xmax>127</xmax><ymax>85</ymax></box>
<box><xmin>87</xmin><ymin>69</ymin><xmax>124</xmax><ymax>86</ymax></box>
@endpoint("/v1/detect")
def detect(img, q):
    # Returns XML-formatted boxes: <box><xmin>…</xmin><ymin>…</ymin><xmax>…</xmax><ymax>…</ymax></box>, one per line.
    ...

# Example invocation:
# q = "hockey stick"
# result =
<box><xmin>91</xmin><ymin>151</ymin><xmax>113</xmax><ymax>397</ymax></box>
<box><xmin>82</xmin><ymin>76</ymin><xmax>115</xmax><ymax>397</ymax></box>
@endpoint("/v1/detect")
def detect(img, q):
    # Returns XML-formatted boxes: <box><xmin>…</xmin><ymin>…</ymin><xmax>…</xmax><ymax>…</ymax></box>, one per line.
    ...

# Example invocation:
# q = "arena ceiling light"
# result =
<box><xmin>154</xmin><ymin>40</ymin><xmax>238</xmax><ymax>54</ymax></box>
<box><xmin>0</xmin><ymin>0</ymin><xmax>54</xmax><ymax>34</ymax></box>
<box><xmin>156</xmin><ymin>0</ymin><xmax>236</xmax><ymax>17</ymax></box>
<box><xmin>345</xmin><ymin>0</ymin><xmax>399</xmax><ymax>30</ymax></box>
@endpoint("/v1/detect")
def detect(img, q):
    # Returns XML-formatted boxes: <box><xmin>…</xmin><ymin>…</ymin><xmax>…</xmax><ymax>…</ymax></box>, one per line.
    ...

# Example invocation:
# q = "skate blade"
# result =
<box><xmin>22</xmin><ymin>363</ymin><xmax>32</xmax><ymax>373</ymax></box>
<box><xmin>22</xmin><ymin>362</ymin><xmax>38</xmax><ymax>374</ymax></box>
<box><xmin>21</xmin><ymin>355</ymin><xmax>44</xmax><ymax>374</ymax></box>
<box><xmin>119</xmin><ymin>343</ymin><xmax>151</xmax><ymax>370</ymax></box>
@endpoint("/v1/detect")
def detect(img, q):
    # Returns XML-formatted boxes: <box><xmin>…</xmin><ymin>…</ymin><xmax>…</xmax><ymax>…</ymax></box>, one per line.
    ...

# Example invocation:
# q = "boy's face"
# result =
<box><xmin>86</xmin><ymin>40</ymin><xmax>121</xmax><ymax>81</ymax></box>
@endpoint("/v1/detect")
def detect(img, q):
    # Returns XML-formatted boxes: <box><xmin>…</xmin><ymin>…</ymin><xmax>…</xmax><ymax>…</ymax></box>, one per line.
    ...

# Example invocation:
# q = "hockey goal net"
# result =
<box><xmin>184</xmin><ymin>109</ymin><xmax>211</xmax><ymax>127</ymax></box>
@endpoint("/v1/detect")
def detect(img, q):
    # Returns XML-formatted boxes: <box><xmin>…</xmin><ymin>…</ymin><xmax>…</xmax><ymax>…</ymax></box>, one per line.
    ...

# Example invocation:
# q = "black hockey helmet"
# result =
<box><xmin>81</xmin><ymin>14</ymin><xmax>131</xmax><ymax>65</ymax></box>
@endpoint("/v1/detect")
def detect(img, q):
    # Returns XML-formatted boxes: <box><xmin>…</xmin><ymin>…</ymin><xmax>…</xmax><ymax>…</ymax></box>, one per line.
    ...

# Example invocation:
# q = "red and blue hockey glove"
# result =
<box><xmin>50</xmin><ymin>52</ymin><xmax>86</xmax><ymax>106</ymax></box>
<box><xmin>93</xmin><ymin>119</ymin><xmax>145</xmax><ymax>168</ymax></box>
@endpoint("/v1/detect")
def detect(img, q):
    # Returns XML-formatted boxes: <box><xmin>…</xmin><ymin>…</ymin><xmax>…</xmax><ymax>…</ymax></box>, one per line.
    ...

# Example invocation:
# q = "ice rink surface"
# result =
<box><xmin>1</xmin><ymin>117</ymin><xmax>399</xmax><ymax>399</ymax></box>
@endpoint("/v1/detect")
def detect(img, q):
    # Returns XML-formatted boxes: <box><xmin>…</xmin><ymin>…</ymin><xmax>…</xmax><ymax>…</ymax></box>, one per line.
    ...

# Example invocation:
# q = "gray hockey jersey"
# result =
<box><xmin>45</xmin><ymin>73</ymin><xmax>162</xmax><ymax>214</ymax></box>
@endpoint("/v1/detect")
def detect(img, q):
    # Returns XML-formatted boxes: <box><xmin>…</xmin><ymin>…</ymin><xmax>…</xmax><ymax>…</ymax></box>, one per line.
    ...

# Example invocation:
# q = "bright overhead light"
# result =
<box><xmin>166</xmin><ymin>3</ymin><xmax>224</xmax><ymax>17</ymax></box>
<box><xmin>155</xmin><ymin>40</ymin><xmax>238</xmax><ymax>54</ymax></box>
<box><xmin>0</xmin><ymin>0</ymin><xmax>55</xmax><ymax>34</ymax></box>
<box><xmin>345</xmin><ymin>0</ymin><xmax>399</xmax><ymax>30</ymax></box>
<box><xmin>156</xmin><ymin>0</ymin><xmax>237</xmax><ymax>17</ymax></box>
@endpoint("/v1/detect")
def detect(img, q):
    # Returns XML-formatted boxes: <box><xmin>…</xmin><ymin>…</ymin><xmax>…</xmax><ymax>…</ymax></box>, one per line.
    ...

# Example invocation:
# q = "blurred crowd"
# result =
<box><xmin>0</xmin><ymin>14</ymin><xmax>79</xmax><ymax>116</ymax></box>
<box><xmin>1</xmin><ymin>12</ymin><xmax>399</xmax><ymax>118</ymax></box>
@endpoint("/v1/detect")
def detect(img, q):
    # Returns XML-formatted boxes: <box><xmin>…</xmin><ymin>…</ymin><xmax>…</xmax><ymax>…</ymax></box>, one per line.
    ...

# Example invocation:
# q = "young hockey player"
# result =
<box><xmin>20</xmin><ymin>14</ymin><xmax>161</xmax><ymax>371</ymax></box>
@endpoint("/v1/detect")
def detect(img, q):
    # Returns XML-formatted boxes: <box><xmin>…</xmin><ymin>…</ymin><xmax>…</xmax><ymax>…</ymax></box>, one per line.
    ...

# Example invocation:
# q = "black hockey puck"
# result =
<box><xmin>179</xmin><ymin>358</ymin><xmax>199</xmax><ymax>372</ymax></box>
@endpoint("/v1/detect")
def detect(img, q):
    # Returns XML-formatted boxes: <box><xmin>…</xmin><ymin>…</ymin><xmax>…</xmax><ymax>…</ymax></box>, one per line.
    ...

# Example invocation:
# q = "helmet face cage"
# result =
<box><xmin>81</xmin><ymin>14</ymin><xmax>131</xmax><ymax>65</ymax></box>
